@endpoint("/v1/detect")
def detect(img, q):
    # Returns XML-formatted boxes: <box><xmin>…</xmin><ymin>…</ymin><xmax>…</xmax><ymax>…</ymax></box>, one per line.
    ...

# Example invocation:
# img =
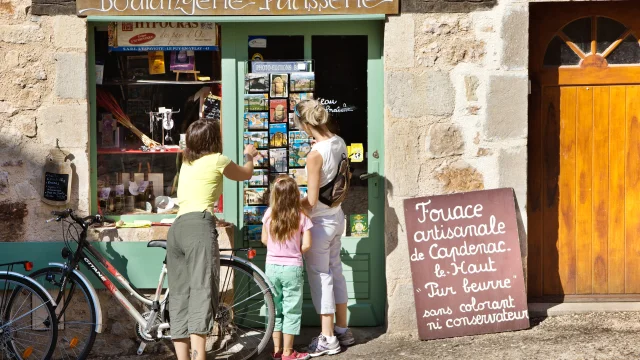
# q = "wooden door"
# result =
<box><xmin>529</xmin><ymin>3</ymin><xmax>640</xmax><ymax>299</ymax></box>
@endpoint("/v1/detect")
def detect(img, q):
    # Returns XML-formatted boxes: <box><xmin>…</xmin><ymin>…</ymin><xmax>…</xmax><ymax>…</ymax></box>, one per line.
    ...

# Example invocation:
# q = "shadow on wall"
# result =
<box><xmin>0</xmin><ymin>132</ymin><xmax>84</xmax><ymax>242</ymax></box>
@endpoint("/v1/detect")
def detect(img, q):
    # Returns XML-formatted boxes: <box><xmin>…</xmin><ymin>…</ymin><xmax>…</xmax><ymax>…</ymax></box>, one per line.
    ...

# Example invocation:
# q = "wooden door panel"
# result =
<box><xmin>576</xmin><ymin>87</ymin><xmax>594</xmax><ymax>294</ymax></box>
<box><xmin>592</xmin><ymin>86</ymin><xmax>610</xmax><ymax>294</ymax></box>
<box><xmin>541</xmin><ymin>86</ymin><xmax>562</xmax><ymax>296</ymax></box>
<box><xmin>625</xmin><ymin>86</ymin><xmax>640</xmax><ymax>293</ymax></box>
<box><xmin>527</xmin><ymin>85</ymin><xmax>544</xmax><ymax>297</ymax></box>
<box><xmin>608</xmin><ymin>86</ymin><xmax>626</xmax><ymax>294</ymax></box>
<box><xmin>557</xmin><ymin>86</ymin><xmax>578</xmax><ymax>295</ymax></box>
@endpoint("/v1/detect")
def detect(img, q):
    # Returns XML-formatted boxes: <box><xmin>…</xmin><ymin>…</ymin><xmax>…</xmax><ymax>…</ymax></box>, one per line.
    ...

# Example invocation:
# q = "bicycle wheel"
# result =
<box><xmin>28</xmin><ymin>267</ymin><xmax>97</xmax><ymax>360</ymax></box>
<box><xmin>1</xmin><ymin>273</ymin><xmax>57</xmax><ymax>360</ymax></box>
<box><xmin>205</xmin><ymin>259</ymin><xmax>275</xmax><ymax>360</ymax></box>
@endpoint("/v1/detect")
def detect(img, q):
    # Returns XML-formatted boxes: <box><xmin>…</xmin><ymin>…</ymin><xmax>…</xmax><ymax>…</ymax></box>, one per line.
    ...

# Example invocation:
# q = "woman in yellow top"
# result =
<box><xmin>167</xmin><ymin>119</ymin><xmax>258</xmax><ymax>360</ymax></box>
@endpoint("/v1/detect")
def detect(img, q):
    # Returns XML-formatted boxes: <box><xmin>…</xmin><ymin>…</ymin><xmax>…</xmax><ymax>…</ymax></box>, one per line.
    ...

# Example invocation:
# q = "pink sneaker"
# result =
<box><xmin>271</xmin><ymin>350</ymin><xmax>283</xmax><ymax>359</ymax></box>
<box><xmin>283</xmin><ymin>351</ymin><xmax>310</xmax><ymax>360</ymax></box>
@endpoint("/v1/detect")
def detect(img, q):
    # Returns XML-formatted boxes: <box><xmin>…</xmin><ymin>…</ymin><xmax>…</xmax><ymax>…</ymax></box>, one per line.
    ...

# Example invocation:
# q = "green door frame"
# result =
<box><xmin>222</xmin><ymin>20</ymin><xmax>386</xmax><ymax>326</ymax></box>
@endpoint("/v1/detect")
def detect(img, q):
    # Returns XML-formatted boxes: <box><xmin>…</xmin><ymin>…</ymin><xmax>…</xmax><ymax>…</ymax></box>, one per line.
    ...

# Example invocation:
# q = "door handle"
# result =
<box><xmin>360</xmin><ymin>172</ymin><xmax>378</xmax><ymax>180</ymax></box>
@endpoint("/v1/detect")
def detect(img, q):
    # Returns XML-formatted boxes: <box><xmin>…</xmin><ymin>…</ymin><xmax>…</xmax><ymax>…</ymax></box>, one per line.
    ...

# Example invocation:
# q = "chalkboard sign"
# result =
<box><xmin>403</xmin><ymin>188</ymin><xmax>529</xmax><ymax>340</ymax></box>
<box><xmin>44</xmin><ymin>172</ymin><xmax>69</xmax><ymax>202</ymax></box>
<box><xmin>203</xmin><ymin>94</ymin><xmax>221</xmax><ymax>122</ymax></box>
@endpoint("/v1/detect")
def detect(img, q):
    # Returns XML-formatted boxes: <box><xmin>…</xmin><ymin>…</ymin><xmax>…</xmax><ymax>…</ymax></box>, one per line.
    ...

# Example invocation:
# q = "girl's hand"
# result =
<box><xmin>244</xmin><ymin>144</ymin><xmax>258</xmax><ymax>158</ymax></box>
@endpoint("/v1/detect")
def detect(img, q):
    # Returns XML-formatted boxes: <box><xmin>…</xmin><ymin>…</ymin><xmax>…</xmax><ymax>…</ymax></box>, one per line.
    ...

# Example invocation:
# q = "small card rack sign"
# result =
<box><xmin>403</xmin><ymin>188</ymin><xmax>529</xmax><ymax>340</ymax></box>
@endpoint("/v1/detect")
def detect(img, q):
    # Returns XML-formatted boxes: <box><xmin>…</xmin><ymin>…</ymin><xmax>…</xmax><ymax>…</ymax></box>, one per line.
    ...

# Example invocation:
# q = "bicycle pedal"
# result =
<box><xmin>137</xmin><ymin>342</ymin><xmax>147</xmax><ymax>355</ymax></box>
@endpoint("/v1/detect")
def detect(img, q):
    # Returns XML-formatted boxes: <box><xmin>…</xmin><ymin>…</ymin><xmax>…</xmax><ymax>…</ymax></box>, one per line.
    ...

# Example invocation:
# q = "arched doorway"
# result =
<box><xmin>529</xmin><ymin>3</ymin><xmax>640</xmax><ymax>300</ymax></box>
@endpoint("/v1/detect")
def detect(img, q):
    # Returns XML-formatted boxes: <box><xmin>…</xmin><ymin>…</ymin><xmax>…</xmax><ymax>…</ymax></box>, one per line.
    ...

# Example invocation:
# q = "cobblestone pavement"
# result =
<box><xmin>90</xmin><ymin>312</ymin><xmax>640</xmax><ymax>360</ymax></box>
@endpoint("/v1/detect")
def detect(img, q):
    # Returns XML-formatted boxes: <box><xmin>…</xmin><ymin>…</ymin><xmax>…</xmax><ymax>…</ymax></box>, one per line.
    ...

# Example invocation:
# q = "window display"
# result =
<box><xmin>94</xmin><ymin>22</ymin><xmax>222</xmax><ymax>216</ymax></box>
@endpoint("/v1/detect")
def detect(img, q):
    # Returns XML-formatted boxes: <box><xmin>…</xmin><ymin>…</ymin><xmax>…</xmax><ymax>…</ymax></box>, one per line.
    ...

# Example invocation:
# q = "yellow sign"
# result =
<box><xmin>348</xmin><ymin>143</ymin><xmax>364</xmax><ymax>163</ymax></box>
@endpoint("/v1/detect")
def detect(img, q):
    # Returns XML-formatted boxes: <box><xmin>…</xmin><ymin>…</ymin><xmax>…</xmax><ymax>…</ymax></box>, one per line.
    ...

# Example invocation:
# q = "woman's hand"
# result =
<box><xmin>244</xmin><ymin>144</ymin><xmax>258</xmax><ymax>158</ymax></box>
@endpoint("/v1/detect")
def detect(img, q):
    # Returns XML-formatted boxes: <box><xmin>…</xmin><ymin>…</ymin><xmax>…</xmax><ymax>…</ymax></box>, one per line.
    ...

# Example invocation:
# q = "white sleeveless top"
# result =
<box><xmin>306</xmin><ymin>135</ymin><xmax>347</xmax><ymax>218</ymax></box>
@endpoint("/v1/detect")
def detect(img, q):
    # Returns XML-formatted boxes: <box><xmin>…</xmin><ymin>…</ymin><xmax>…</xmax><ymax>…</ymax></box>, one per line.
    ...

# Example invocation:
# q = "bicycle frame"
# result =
<box><xmin>57</xmin><ymin>236</ymin><xmax>275</xmax><ymax>339</ymax></box>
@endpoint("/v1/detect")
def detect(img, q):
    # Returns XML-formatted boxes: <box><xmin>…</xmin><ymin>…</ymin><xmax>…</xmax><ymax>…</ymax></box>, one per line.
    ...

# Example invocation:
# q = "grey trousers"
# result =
<box><xmin>167</xmin><ymin>211</ymin><xmax>219</xmax><ymax>339</ymax></box>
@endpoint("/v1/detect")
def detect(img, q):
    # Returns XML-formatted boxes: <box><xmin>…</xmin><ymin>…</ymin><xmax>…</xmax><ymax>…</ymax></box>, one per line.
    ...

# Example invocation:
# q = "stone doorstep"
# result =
<box><xmin>528</xmin><ymin>302</ymin><xmax>640</xmax><ymax>318</ymax></box>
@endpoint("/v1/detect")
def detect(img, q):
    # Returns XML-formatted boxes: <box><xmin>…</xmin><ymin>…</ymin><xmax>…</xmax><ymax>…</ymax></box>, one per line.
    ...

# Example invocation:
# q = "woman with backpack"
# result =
<box><xmin>293</xmin><ymin>100</ymin><xmax>354</xmax><ymax>357</ymax></box>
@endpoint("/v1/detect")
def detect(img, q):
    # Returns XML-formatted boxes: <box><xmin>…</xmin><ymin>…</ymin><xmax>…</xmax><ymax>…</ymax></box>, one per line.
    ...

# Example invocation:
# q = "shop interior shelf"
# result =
<box><xmin>98</xmin><ymin>148</ymin><xmax>182</xmax><ymax>155</ymax></box>
<box><xmin>99</xmin><ymin>79</ymin><xmax>221</xmax><ymax>86</ymax></box>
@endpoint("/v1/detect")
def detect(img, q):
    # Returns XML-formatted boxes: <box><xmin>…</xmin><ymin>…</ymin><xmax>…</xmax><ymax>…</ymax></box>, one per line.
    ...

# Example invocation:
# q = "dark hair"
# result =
<box><xmin>183</xmin><ymin>119</ymin><xmax>222</xmax><ymax>164</ymax></box>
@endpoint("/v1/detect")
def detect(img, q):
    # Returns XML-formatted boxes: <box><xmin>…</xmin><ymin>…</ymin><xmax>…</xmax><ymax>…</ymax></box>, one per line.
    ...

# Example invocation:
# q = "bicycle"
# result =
<box><xmin>1</xmin><ymin>260</ymin><xmax>58</xmax><ymax>360</ymax></box>
<box><xmin>30</xmin><ymin>209</ymin><xmax>275</xmax><ymax>360</ymax></box>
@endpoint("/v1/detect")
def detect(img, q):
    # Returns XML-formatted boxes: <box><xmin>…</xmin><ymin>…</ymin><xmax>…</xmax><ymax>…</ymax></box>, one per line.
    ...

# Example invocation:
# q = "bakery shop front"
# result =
<box><xmin>74</xmin><ymin>0</ymin><xmax>395</xmax><ymax>331</ymax></box>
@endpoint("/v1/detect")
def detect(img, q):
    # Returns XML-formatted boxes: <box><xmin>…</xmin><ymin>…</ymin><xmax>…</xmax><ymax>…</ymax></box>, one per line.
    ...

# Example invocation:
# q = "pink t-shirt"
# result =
<box><xmin>262</xmin><ymin>208</ymin><xmax>313</xmax><ymax>267</ymax></box>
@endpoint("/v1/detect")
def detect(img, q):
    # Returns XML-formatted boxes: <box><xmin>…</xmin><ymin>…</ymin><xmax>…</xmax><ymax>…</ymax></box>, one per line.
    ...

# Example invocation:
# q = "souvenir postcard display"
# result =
<box><xmin>243</xmin><ymin>63</ymin><xmax>315</xmax><ymax>242</ymax></box>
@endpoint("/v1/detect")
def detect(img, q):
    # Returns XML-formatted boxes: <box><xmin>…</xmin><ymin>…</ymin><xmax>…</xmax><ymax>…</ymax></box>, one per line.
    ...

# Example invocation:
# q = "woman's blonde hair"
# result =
<box><xmin>293</xmin><ymin>99</ymin><xmax>329</xmax><ymax>128</ymax></box>
<box><xmin>268</xmin><ymin>175</ymin><xmax>305</xmax><ymax>243</ymax></box>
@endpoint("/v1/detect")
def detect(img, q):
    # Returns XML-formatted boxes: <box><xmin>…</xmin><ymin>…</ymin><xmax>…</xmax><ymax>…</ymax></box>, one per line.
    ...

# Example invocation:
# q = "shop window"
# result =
<box><xmin>93</xmin><ymin>22</ymin><xmax>222</xmax><ymax>217</ymax></box>
<box><xmin>543</xmin><ymin>16</ymin><xmax>640</xmax><ymax>68</ymax></box>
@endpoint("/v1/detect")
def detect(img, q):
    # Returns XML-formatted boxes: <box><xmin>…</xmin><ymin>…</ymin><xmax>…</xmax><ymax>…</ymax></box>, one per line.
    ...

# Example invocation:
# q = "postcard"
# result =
<box><xmin>245</xmin><ymin>112</ymin><xmax>268</xmax><ymax>130</ymax></box>
<box><xmin>299</xmin><ymin>187</ymin><xmax>308</xmax><ymax>199</ymax></box>
<box><xmin>288</xmin><ymin>92</ymin><xmax>314</xmax><ymax>111</ymax></box>
<box><xmin>270</xmin><ymin>99</ymin><xmax>288</xmax><ymax>123</ymax></box>
<box><xmin>288</xmin><ymin>113</ymin><xmax>298</xmax><ymax>130</ymax></box>
<box><xmin>290</xmin><ymin>72</ymin><xmax>315</xmax><ymax>92</ymax></box>
<box><xmin>245</xmin><ymin>73</ymin><xmax>269</xmax><ymax>93</ymax></box>
<box><xmin>254</xmin><ymin>150</ymin><xmax>269</xmax><ymax>168</ymax></box>
<box><xmin>269</xmin><ymin>148</ymin><xmax>288</xmax><ymax>173</ymax></box>
<box><xmin>269</xmin><ymin>123</ymin><xmax>288</xmax><ymax>147</ymax></box>
<box><xmin>289</xmin><ymin>131</ymin><xmax>312</xmax><ymax>167</ymax></box>
<box><xmin>244</xmin><ymin>187</ymin><xmax>268</xmax><ymax>206</ymax></box>
<box><xmin>245</xmin><ymin>169</ymin><xmax>269</xmax><ymax>188</ymax></box>
<box><xmin>244</xmin><ymin>206</ymin><xmax>267</xmax><ymax>225</ymax></box>
<box><xmin>245</xmin><ymin>225</ymin><xmax>262</xmax><ymax>242</ymax></box>
<box><xmin>244</xmin><ymin>94</ymin><xmax>269</xmax><ymax>112</ymax></box>
<box><xmin>288</xmin><ymin>168</ymin><xmax>307</xmax><ymax>186</ymax></box>
<box><xmin>270</xmin><ymin>74</ymin><xmax>289</xmax><ymax>98</ymax></box>
<box><xmin>244</xmin><ymin>131</ymin><xmax>269</xmax><ymax>149</ymax></box>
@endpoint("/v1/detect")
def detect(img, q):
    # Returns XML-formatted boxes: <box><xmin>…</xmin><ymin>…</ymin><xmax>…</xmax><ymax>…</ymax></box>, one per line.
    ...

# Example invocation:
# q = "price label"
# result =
<box><xmin>348</xmin><ymin>143</ymin><xmax>364</xmax><ymax>163</ymax></box>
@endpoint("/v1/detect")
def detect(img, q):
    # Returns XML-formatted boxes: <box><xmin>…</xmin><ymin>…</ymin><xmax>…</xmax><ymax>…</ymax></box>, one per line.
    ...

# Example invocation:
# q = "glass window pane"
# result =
<box><xmin>562</xmin><ymin>17</ymin><xmax>592</xmax><ymax>55</ymax></box>
<box><xmin>607</xmin><ymin>34</ymin><xmax>640</xmax><ymax>64</ymax></box>
<box><xmin>596</xmin><ymin>16</ymin><xmax>627</xmax><ymax>54</ymax></box>
<box><xmin>544</xmin><ymin>36</ymin><xmax>581</xmax><ymax>66</ymax></box>
<box><xmin>94</xmin><ymin>24</ymin><xmax>222</xmax><ymax>216</ymax></box>
<box><xmin>312</xmin><ymin>35</ymin><xmax>369</xmax><ymax>224</ymax></box>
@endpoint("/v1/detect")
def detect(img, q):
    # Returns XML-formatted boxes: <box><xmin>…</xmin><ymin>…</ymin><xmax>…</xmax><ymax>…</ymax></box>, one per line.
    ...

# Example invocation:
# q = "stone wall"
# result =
<box><xmin>0</xmin><ymin>0</ymin><xmax>88</xmax><ymax>241</ymax></box>
<box><xmin>383</xmin><ymin>0</ymin><xmax>529</xmax><ymax>337</ymax></box>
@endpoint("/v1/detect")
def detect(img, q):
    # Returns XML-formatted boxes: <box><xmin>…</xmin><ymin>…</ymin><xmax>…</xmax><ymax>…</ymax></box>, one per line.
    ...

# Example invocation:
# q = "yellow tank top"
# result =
<box><xmin>177</xmin><ymin>153</ymin><xmax>231</xmax><ymax>216</ymax></box>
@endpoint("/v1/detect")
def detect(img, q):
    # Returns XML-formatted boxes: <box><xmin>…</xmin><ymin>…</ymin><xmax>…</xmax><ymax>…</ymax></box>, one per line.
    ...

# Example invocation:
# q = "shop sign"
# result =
<box><xmin>108</xmin><ymin>22</ymin><xmax>218</xmax><ymax>51</ymax></box>
<box><xmin>403</xmin><ymin>188</ymin><xmax>529</xmax><ymax>340</ymax></box>
<box><xmin>251</xmin><ymin>61</ymin><xmax>311</xmax><ymax>73</ymax></box>
<box><xmin>76</xmin><ymin>0</ymin><xmax>399</xmax><ymax>16</ymax></box>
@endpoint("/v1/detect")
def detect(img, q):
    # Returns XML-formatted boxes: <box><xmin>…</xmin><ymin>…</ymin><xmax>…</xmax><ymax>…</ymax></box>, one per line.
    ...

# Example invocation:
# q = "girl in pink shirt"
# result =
<box><xmin>262</xmin><ymin>175</ymin><xmax>313</xmax><ymax>360</ymax></box>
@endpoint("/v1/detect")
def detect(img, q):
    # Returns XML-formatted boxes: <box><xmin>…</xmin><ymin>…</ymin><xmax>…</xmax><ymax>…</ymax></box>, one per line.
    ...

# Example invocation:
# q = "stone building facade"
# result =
<box><xmin>0</xmin><ymin>0</ymin><xmax>614</xmax><ymax>346</ymax></box>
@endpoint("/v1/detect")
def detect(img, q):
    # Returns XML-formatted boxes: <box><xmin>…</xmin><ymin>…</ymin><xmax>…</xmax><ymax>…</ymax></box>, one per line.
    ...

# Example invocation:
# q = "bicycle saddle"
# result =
<box><xmin>147</xmin><ymin>240</ymin><xmax>167</xmax><ymax>249</ymax></box>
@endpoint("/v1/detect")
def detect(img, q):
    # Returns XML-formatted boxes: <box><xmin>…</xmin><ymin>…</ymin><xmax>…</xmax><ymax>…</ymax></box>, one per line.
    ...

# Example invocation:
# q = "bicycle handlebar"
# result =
<box><xmin>46</xmin><ymin>209</ymin><xmax>115</xmax><ymax>227</ymax></box>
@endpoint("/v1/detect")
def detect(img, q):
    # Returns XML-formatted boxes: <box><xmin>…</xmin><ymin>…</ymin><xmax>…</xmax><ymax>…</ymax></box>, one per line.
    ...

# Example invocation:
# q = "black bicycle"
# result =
<box><xmin>30</xmin><ymin>209</ymin><xmax>275</xmax><ymax>360</ymax></box>
<box><xmin>1</xmin><ymin>261</ymin><xmax>58</xmax><ymax>360</ymax></box>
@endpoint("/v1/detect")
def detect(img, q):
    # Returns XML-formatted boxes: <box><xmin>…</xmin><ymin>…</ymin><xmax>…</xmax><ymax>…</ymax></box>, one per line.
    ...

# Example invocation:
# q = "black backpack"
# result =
<box><xmin>318</xmin><ymin>153</ymin><xmax>352</xmax><ymax>208</ymax></box>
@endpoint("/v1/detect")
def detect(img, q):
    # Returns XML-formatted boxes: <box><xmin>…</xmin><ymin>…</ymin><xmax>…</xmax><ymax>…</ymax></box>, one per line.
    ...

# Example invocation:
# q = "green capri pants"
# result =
<box><xmin>167</xmin><ymin>211</ymin><xmax>219</xmax><ymax>339</ymax></box>
<box><xmin>265</xmin><ymin>264</ymin><xmax>304</xmax><ymax>335</ymax></box>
